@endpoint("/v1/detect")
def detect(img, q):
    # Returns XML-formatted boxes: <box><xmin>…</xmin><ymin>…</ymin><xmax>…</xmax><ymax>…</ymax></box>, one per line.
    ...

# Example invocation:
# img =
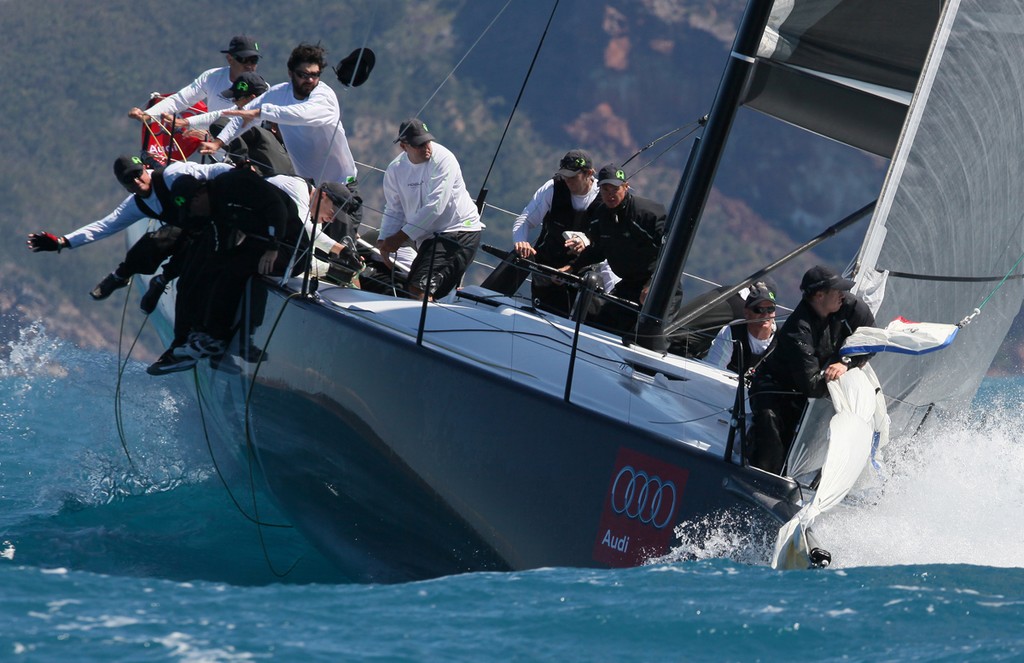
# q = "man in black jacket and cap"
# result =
<box><xmin>147</xmin><ymin>168</ymin><xmax>288</xmax><ymax>375</ymax></box>
<box><xmin>747</xmin><ymin>265</ymin><xmax>875</xmax><ymax>474</ymax></box>
<box><xmin>568</xmin><ymin>163</ymin><xmax>667</xmax><ymax>337</ymax></box>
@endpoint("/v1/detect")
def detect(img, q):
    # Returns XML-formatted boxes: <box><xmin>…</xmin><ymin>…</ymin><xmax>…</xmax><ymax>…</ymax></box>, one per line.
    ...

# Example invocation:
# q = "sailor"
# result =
<box><xmin>704</xmin><ymin>281</ymin><xmax>779</xmax><ymax>374</ymax></box>
<box><xmin>567</xmin><ymin>163</ymin><xmax>667</xmax><ymax>336</ymax></box>
<box><xmin>128</xmin><ymin>34</ymin><xmax>261</xmax><ymax>123</ymax></box>
<box><xmin>747</xmin><ymin>265</ymin><xmax>875</xmax><ymax>474</ymax></box>
<box><xmin>170</xmin><ymin>72</ymin><xmax>295</xmax><ymax>178</ymax></box>
<box><xmin>265</xmin><ymin>176</ymin><xmax>364</xmax><ymax>283</ymax></box>
<box><xmin>377</xmin><ymin>118</ymin><xmax>484</xmax><ymax>301</ymax></box>
<box><xmin>204</xmin><ymin>43</ymin><xmax>362</xmax><ymax>246</ymax></box>
<box><xmin>147</xmin><ymin>169</ymin><xmax>290</xmax><ymax>375</ymax></box>
<box><xmin>511</xmin><ymin>150</ymin><xmax>618</xmax><ymax>316</ymax></box>
<box><xmin>25</xmin><ymin>155</ymin><xmax>233</xmax><ymax>306</ymax></box>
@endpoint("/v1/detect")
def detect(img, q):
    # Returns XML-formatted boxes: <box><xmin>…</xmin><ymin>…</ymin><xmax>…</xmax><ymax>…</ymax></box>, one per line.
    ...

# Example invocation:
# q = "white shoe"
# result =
<box><xmin>173</xmin><ymin>332</ymin><xmax>226</xmax><ymax>360</ymax></box>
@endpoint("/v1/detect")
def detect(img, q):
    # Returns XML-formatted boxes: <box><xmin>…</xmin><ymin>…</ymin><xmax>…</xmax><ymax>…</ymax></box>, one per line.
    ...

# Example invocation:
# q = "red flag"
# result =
<box><xmin>140</xmin><ymin>94</ymin><xmax>209</xmax><ymax>165</ymax></box>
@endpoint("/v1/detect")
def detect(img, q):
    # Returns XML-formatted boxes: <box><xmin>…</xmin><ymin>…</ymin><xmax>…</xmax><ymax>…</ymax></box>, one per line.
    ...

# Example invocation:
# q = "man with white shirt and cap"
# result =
<box><xmin>378</xmin><ymin>118</ymin><xmax>484</xmax><ymax>301</ymax></box>
<box><xmin>128</xmin><ymin>34</ymin><xmax>261</xmax><ymax>124</ymax></box>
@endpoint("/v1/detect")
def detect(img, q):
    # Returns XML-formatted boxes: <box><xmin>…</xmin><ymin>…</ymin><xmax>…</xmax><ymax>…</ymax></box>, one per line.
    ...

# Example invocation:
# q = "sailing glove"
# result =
<box><xmin>27</xmin><ymin>232</ymin><xmax>69</xmax><ymax>252</ymax></box>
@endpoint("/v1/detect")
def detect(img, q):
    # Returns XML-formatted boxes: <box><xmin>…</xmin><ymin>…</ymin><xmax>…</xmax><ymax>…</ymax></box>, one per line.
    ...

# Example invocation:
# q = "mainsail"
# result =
<box><xmin>732</xmin><ymin>0</ymin><xmax>1024</xmax><ymax>457</ymax></box>
<box><xmin>855</xmin><ymin>0</ymin><xmax>1024</xmax><ymax>436</ymax></box>
<box><xmin>748</xmin><ymin>0</ymin><xmax>941</xmax><ymax>156</ymax></box>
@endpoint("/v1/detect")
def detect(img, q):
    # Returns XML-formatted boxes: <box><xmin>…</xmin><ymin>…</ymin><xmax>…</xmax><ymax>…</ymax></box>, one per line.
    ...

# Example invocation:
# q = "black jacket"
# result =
<box><xmin>752</xmin><ymin>293</ymin><xmax>875</xmax><ymax>400</ymax></box>
<box><xmin>533</xmin><ymin>178</ymin><xmax>592</xmax><ymax>268</ymax></box>
<box><xmin>132</xmin><ymin>167</ymin><xmax>177</xmax><ymax>224</ymax></box>
<box><xmin>575</xmin><ymin>192</ymin><xmax>666</xmax><ymax>284</ymax></box>
<box><xmin>197</xmin><ymin>168</ymin><xmax>288</xmax><ymax>252</ymax></box>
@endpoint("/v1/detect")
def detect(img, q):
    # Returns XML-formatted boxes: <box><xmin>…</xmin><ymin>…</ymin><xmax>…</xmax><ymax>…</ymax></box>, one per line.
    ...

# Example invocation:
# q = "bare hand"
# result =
<box><xmin>377</xmin><ymin>231</ymin><xmax>409</xmax><ymax>270</ymax></box>
<box><xmin>514</xmin><ymin>241</ymin><xmax>535</xmax><ymax>259</ymax></box>
<box><xmin>158</xmin><ymin>114</ymin><xmax>190</xmax><ymax>132</ymax></box>
<box><xmin>824</xmin><ymin>362</ymin><xmax>849</xmax><ymax>382</ymax></box>
<box><xmin>258</xmin><ymin>249</ymin><xmax>278</xmax><ymax>275</ymax></box>
<box><xmin>128</xmin><ymin>107</ymin><xmax>149</xmax><ymax>122</ymax></box>
<box><xmin>199</xmin><ymin>139</ymin><xmax>225</xmax><ymax>155</ymax></box>
<box><xmin>564</xmin><ymin>237</ymin><xmax>585</xmax><ymax>256</ymax></box>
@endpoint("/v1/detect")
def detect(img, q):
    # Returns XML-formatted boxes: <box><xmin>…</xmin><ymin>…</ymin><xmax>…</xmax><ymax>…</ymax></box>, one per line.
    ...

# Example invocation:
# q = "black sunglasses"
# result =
<box><xmin>233</xmin><ymin>55</ymin><xmax>259</xmax><ymax>65</ymax></box>
<box><xmin>292</xmin><ymin>69</ymin><xmax>321</xmax><ymax>81</ymax></box>
<box><xmin>750</xmin><ymin>305</ymin><xmax>776</xmax><ymax>315</ymax></box>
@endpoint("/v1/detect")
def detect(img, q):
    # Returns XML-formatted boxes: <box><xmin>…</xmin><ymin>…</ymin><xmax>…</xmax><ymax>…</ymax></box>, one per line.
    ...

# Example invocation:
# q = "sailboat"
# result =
<box><xmin>130</xmin><ymin>0</ymin><xmax>1024</xmax><ymax>582</ymax></box>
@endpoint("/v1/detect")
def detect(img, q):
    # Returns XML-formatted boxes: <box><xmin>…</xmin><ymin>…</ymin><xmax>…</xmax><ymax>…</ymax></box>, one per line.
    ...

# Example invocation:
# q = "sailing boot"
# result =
<box><xmin>139</xmin><ymin>273</ymin><xmax>168</xmax><ymax>315</ymax></box>
<box><xmin>90</xmin><ymin>272</ymin><xmax>130</xmax><ymax>300</ymax></box>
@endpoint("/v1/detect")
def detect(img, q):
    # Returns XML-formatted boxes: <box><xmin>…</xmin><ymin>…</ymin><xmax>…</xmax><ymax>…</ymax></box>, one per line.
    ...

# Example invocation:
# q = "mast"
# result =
<box><xmin>639</xmin><ymin>0</ymin><xmax>774</xmax><ymax>348</ymax></box>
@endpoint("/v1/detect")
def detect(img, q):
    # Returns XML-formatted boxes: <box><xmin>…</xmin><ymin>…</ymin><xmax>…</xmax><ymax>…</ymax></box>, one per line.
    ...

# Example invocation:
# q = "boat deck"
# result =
<box><xmin>305</xmin><ymin>280</ymin><xmax>743</xmax><ymax>460</ymax></box>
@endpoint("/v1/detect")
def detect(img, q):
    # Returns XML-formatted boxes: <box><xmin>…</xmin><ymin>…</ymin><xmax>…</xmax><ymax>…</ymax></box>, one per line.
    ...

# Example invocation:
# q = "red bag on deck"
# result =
<box><xmin>140</xmin><ymin>94</ymin><xmax>209</xmax><ymax>165</ymax></box>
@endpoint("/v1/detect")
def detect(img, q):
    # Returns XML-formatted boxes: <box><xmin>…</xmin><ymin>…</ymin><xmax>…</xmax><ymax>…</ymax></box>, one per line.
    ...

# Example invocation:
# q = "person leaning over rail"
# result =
<box><xmin>25</xmin><ymin>155</ymin><xmax>233</xmax><ymax>306</ymax></box>
<box><xmin>746</xmin><ymin>265</ymin><xmax>875</xmax><ymax>475</ymax></box>
<box><xmin>511</xmin><ymin>149</ymin><xmax>619</xmax><ymax>316</ymax></box>
<box><xmin>146</xmin><ymin>170</ymin><xmax>290</xmax><ymax>375</ymax></box>
<box><xmin>566</xmin><ymin>164</ymin><xmax>667</xmax><ymax>337</ymax></box>
<box><xmin>377</xmin><ymin>118</ymin><xmax>484</xmax><ymax>301</ymax></box>
<box><xmin>128</xmin><ymin>34</ymin><xmax>261</xmax><ymax>124</ymax></box>
<box><xmin>204</xmin><ymin>43</ymin><xmax>362</xmax><ymax>247</ymax></box>
<box><xmin>704</xmin><ymin>281</ymin><xmax>779</xmax><ymax>375</ymax></box>
<box><xmin>265</xmin><ymin>176</ymin><xmax>364</xmax><ymax>284</ymax></box>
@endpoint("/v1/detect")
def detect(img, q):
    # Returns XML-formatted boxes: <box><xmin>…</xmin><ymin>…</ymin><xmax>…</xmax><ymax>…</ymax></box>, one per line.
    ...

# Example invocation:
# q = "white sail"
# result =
<box><xmin>780</xmin><ymin>0</ymin><xmax>1024</xmax><ymax>483</ymax></box>
<box><xmin>856</xmin><ymin>0</ymin><xmax>1024</xmax><ymax>437</ymax></box>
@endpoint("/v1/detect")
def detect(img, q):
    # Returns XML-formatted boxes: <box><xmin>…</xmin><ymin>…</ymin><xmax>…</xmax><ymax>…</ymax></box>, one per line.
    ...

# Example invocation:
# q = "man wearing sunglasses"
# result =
<box><xmin>128</xmin><ymin>35</ymin><xmax>261</xmax><ymax>124</ymax></box>
<box><xmin>704</xmin><ymin>281</ymin><xmax>779</xmax><ymax>374</ymax></box>
<box><xmin>747</xmin><ymin>265</ymin><xmax>875</xmax><ymax>474</ymax></box>
<box><xmin>207</xmin><ymin>43</ymin><xmax>361</xmax><ymax>246</ymax></box>
<box><xmin>25</xmin><ymin>156</ymin><xmax>234</xmax><ymax>303</ymax></box>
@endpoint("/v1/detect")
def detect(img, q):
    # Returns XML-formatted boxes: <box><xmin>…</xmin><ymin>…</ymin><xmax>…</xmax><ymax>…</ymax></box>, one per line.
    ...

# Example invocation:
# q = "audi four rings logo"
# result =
<box><xmin>610</xmin><ymin>466</ymin><xmax>677</xmax><ymax>529</ymax></box>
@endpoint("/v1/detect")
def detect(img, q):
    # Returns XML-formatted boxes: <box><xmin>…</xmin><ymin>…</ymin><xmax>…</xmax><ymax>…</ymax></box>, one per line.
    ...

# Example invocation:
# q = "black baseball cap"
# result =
<box><xmin>169</xmin><ymin>175</ymin><xmax>203</xmax><ymax>222</ymax></box>
<box><xmin>745</xmin><ymin>281</ymin><xmax>777</xmax><ymax>308</ymax></box>
<box><xmin>113</xmin><ymin>155</ymin><xmax>145</xmax><ymax>186</ymax></box>
<box><xmin>394</xmin><ymin>118</ymin><xmax>435</xmax><ymax>147</ymax></box>
<box><xmin>597</xmin><ymin>163</ymin><xmax>627</xmax><ymax>186</ymax></box>
<box><xmin>321</xmin><ymin>182</ymin><xmax>355</xmax><ymax>208</ymax></box>
<box><xmin>221</xmin><ymin>72</ymin><xmax>269</xmax><ymax>99</ymax></box>
<box><xmin>555</xmin><ymin>149</ymin><xmax>593</xmax><ymax>178</ymax></box>
<box><xmin>221</xmin><ymin>35</ymin><xmax>260</xmax><ymax>59</ymax></box>
<box><xmin>800</xmin><ymin>265</ymin><xmax>855</xmax><ymax>294</ymax></box>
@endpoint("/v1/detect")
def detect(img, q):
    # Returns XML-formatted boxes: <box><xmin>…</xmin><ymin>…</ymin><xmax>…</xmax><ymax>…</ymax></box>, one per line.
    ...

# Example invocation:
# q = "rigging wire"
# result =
<box><xmin>190</xmin><ymin>370</ymin><xmax>294</xmax><ymax>532</ymax></box>
<box><xmin>626</xmin><ymin>122</ymin><xmax>704</xmax><ymax>179</ymax></box>
<box><xmin>413</xmin><ymin>0</ymin><xmax>516</xmax><ymax>120</ymax></box>
<box><xmin>240</xmin><ymin>289</ymin><xmax>309</xmax><ymax>578</ymax></box>
<box><xmin>113</xmin><ymin>280</ymin><xmax>142</xmax><ymax>471</ymax></box>
<box><xmin>475</xmin><ymin>0</ymin><xmax>561</xmax><ymax>208</ymax></box>
<box><xmin>958</xmin><ymin>247</ymin><xmax>1024</xmax><ymax>328</ymax></box>
<box><xmin>622</xmin><ymin>116</ymin><xmax>705</xmax><ymax>169</ymax></box>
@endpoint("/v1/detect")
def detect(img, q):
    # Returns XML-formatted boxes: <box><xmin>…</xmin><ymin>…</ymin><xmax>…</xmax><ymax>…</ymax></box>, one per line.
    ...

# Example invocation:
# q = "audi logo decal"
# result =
<box><xmin>610</xmin><ymin>465</ymin><xmax>677</xmax><ymax>529</ymax></box>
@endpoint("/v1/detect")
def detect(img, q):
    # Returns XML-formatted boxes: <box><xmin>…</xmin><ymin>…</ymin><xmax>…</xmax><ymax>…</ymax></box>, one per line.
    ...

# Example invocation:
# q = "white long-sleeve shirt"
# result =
<box><xmin>266</xmin><ymin>174</ymin><xmax>340</xmax><ymax>277</ymax></box>
<box><xmin>218</xmin><ymin>81</ymin><xmax>356</xmax><ymax>184</ymax></box>
<box><xmin>64</xmin><ymin>162</ymin><xmax>233</xmax><ymax>248</ymax></box>
<box><xmin>380</xmin><ymin>142</ymin><xmax>483</xmax><ymax>246</ymax></box>
<box><xmin>511</xmin><ymin>177</ymin><xmax>618</xmax><ymax>292</ymax></box>
<box><xmin>145</xmin><ymin>67</ymin><xmax>236</xmax><ymax>117</ymax></box>
<box><xmin>511</xmin><ymin>178</ymin><xmax>597</xmax><ymax>245</ymax></box>
<box><xmin>705</xmin><ymin>322</ymin><xmax>776</xmax><ymax>371</ymax></box>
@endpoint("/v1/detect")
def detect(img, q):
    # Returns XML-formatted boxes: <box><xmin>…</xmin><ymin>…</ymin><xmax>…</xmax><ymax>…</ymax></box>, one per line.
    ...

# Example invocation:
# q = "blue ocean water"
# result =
<box><xmin>2</xmin><ymin>324</ymin><xmax>1023</xmax><ymax>661</ymax></box>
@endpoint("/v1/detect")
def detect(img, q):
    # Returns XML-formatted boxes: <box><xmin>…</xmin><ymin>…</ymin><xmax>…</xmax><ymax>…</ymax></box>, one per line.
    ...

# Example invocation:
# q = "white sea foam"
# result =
<box><xmin>656</xmin><ymin>384</ymin><xmax>1024</xmax><ymax>570</ymax></box>
<box><xmin>817</xmin><ymin>400</ymin><xmax>1024</xmax><ymax>568</ymax></box>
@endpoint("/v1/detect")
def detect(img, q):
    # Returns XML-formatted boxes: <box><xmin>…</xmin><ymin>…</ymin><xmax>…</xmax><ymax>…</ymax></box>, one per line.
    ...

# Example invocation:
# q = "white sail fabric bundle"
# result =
<box><xmin>840</xmin><ymin>316</ymin><xmax>959</xmax><ymax>357</ymax></box>
<box><xmin>772</xmin><ymin>365</ymin><xmax>888</xmax><ymax>570</ymax></box>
